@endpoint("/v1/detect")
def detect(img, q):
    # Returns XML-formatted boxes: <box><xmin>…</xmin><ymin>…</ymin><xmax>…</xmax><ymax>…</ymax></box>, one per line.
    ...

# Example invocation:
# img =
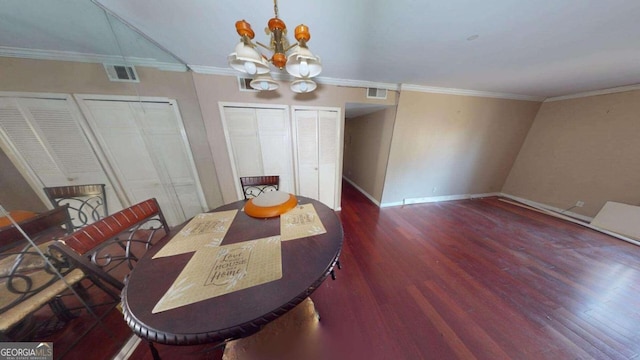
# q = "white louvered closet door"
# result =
<box><xmin>77</xmin><ymin>98</ymin><xmax>207</xmax><ymax>227</ymax></box>
<box><xmin>0</xmin><ymin>97</ymin><xmax>122</xmax><ymax>211</ymax></box>
<box><xmin>293</xmin><ymin>109</ymin><xmax>340</xmax><ymax>209</ymax></box>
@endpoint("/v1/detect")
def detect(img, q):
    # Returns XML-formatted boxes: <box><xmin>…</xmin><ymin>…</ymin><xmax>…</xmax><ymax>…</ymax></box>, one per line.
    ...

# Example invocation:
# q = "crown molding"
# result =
<box><xmin>0</xmin><ymin>46</ymin><xmax>187</xmax><ymax>72</ymax></box>
<box><xmin>316</xmin><ymin>77</ymin><xmax>400</xmax><ymax>91</ymax></box>
<box><xmin>400</xmin><ymin>83</ymin><xmax>544</xmax><ymax>102</ymax></box>
<box><xmin>189</xmin><ymin>65</ymin><xmax>401</xmax><ymax>91</ymax></box>
<box><xmin>4</xmin><ymin>46</ymin><xmax>637</xmax><ymax>102</ymax></box>
<box><xmin>190</xmin><ymin>66</ymin><xmax>544</xmax><ymax>99</ymax></box>
<box><xmin>544</xmin><ymin>83</ymin><xmax>640</xmax><ymax>102</ymax></box>
<box><xmin>189</xmin><ymin>65</ymin><xmax>296</xmax><ymax>80</ymax></box>
<box><xmin>187</xmin><ymin>65</ymin><xmax>238</xmax><ymax>76</ymax></box>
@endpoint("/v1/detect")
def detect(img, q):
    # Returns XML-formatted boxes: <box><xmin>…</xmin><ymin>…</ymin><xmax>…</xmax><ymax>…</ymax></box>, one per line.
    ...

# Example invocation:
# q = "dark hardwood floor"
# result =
<box><xmin>311</xmin><ymin>183</ymin><xmax>640</xmax><ymax>359</ymax></box>
<box><xmin>24</xmin><ymin>278</ymin><xmax>131</xmax><ymax>360</ymax></box>
<box><xmin>59</xmin><ymin>180</ymin><xmax>640</xmax><ymax>359</ymax></box>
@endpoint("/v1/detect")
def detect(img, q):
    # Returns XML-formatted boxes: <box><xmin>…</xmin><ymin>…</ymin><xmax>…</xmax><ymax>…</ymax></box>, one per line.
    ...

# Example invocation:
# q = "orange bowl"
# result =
<box><xmin>245</xmin><ymin>192</ymin><xmax>298</xmax><ymax>218</ymax></box>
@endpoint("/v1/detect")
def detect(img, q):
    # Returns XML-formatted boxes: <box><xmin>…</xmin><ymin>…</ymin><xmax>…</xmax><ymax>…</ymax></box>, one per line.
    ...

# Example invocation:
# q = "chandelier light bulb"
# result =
<box><xmin>250</xmin><ymin>74</ymin><xmax>278</xmax><ymax>91</ymax></box>
<box><xmin>299</xmin><ymin>60</ymin><xmax>310</xmax><ymax>77</ymax></box>
<box><xmin>244</xmin><ymin>61</ymin><xmax>257</xmax><ymax>75</ymax></box>
<box><xmin>299</xmin><ymin>81</ymin><xmax>308</xmax><ymax>92</ymax></box>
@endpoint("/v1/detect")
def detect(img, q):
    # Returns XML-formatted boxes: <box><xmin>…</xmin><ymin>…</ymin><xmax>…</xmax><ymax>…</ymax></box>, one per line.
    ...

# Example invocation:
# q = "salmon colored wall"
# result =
<box><xmin>503</xmin><ymin>90</ymin><xmax>640</xmax><ymax>217</ymax></box>
<box><xmin>382</xmin><ymin>90</ymin><xmax>541</xmax><ymax>205</ymax></box>
<box><xmin>343</xmin><ymin>107</ymin><xmax>396</xmax><ymax>203</ymax></box>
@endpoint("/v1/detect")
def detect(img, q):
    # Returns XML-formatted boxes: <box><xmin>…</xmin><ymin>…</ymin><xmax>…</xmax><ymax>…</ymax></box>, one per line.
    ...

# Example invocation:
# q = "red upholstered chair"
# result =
<box><xmin>50</xmin><ymin>198</ymin><xmax>170</xmax><ymax>296</ymax></box>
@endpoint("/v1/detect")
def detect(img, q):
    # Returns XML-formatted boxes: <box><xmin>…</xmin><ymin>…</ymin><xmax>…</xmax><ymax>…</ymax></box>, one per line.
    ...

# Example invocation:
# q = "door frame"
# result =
<box><xmin>291</xmin><ymin>105</ymin><xmax>343</xmax><ymax>210</ymax></box>
<box><xmin>218</xmin><ymin>102</ymin><xmax>291</xmax><ymax>200</ymax></box>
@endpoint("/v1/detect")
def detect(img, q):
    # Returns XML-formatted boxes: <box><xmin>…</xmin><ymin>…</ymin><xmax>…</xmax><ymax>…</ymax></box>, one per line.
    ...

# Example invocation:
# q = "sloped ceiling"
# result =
<box><xmin>1</xmin><ymin>0</ymin><xmax>640</xmax><ymax>99</ymax></box>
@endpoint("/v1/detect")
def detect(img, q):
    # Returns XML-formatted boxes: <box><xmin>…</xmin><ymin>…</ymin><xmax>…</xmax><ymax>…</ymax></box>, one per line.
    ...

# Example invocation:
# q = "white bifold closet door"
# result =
<box><xmin>0</xmin><ymin>96</ymin><xmax>123</xmax><ymax>212</ymax></box>
<box><xmin>293</xmin><ymin>109</ymin><xmax>340</xmax><ymax>209</ymax></box>
<box><xmin>77</xmin><ymin>98</ymin><xmax>206</xmax><ymax>227</ymax></box>
<box><xmin>222</xmin><ymin>107</ymin><xmax>295</xmax><ymax>200</ymax></box>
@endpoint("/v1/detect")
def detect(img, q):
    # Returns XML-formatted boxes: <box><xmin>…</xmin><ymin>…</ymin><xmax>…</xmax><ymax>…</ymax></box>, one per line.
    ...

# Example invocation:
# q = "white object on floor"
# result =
<box><xmin>112</xmin><ymin>335</ymin><xmax>141</xmax><ymax>360</ymax></box>
<box><xmin>591</xmin><ymin>201</ymin><xmax>640</xmax><ymax>241</ymax></box>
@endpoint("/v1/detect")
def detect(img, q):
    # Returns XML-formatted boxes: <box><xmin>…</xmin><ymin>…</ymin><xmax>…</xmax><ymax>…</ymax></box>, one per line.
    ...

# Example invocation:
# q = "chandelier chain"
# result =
<box><xmin>273</xmin><ymin>0</ymin><xmax>279</xmax><ymax>18</ymax></box>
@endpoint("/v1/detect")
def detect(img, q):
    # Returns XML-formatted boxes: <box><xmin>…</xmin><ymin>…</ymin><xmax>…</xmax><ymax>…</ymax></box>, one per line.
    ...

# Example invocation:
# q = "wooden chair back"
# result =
<box><xmin>43</xmin><ymin>184</ymin><xmax>108</xmax><ymax>230</ymax></box>
<box><xmin>240</xmin><ymin>176</ymin><xmax>280</xmax><ymax>200</ymax></box>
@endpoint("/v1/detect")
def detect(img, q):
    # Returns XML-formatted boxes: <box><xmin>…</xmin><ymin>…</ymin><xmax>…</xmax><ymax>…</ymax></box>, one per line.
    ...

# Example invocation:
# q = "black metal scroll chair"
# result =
<box><xmin>49</xmin><ymin>198</ymin><xmax>171</xmax><ymax>295</ymax></box>
<box><xmin>0</xmin><ymin>205</ymin><xmax>79</xmax><ymax>340</ymax></box>
<box><xmin>48</xmin><ymin>198</ymin><xmax>170</xmax><ymax>359</ymax></box>
<box><xmin>240</xmin><ymin>175</ymin><xmax>280</xmax><ymax>200</ymax></box>
<box><xmin>44</xmin><ymin>184</ymin><xmax>108</xmax><ymax>230</ymax></box>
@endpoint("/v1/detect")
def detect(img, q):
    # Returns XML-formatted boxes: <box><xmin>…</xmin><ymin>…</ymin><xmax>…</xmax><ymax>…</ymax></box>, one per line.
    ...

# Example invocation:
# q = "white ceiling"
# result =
<box><xmin>1</xmin><ymin>0</ymin><xmax>640</xmax><ymax>99</ymax></box>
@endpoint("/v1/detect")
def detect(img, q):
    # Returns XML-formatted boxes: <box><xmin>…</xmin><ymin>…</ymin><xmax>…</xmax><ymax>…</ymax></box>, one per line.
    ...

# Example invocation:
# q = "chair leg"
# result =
<box><xmin>49</xmin><ymin>297</ymin><xmax>78</xmax><ymax>322</ymax></box>
<box><xmin>330</xmin><ymin>259</ymin><xmax>341</xmax><ymax>280</ymax></box>
<box><xmin>149</xmin><ymin>341</ymin><xmax>161</xmax><ymax>360</ymax></box>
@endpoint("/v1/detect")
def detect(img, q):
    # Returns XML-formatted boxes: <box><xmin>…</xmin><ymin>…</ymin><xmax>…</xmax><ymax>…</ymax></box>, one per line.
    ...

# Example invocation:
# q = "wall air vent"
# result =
<box><xmin>103</xmin><ymin>64</ymin><xmax>139</xmax><ymax>83</ymax></box>
<box><xmin>366</xmin><ymin>87</ymin><xmax>388</xmax><ymax>99</ymax></box>
<box><xmin>238</xmin><ymin>77</ymin><xmax>258</xmax><ymax>92</ymax></box>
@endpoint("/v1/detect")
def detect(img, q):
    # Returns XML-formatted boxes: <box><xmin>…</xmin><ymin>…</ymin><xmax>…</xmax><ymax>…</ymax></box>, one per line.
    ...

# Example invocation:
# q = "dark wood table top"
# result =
<box><xmin>121</xmin><ymin>196</ymin><xmax>343</xmax><ymax>345</ymax></box>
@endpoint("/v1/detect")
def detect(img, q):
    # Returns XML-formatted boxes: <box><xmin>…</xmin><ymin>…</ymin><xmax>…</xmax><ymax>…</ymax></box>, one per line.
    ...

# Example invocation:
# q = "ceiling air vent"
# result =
<box><xmin>103</xmin><ymin>64</ymin><xmax>139</xmax><ymax>82</ymax></box>
<box><xmin>366</xmin><ymin>87</ymin><xmax>387</xmax><ymax>99</ymax></box>
<box><xmin>238</xmin><ymin>77</ymin><xmax>258</xmax><ymax>92</ymax></box>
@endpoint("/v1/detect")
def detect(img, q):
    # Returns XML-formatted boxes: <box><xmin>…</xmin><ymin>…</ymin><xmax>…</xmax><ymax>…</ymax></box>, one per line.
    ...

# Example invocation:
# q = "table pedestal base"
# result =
<box><xmin>222</xmin><ymin>297</ymin><xmax>322</xmax><ymax>360</ymax></box>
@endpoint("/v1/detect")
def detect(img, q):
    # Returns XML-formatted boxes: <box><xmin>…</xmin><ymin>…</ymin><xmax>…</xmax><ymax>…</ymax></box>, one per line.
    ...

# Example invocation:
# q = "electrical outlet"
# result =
<box><xmin>575</xmin><ymin>201</ymin><xmax>585</xmax><ymax>207</ymax></box>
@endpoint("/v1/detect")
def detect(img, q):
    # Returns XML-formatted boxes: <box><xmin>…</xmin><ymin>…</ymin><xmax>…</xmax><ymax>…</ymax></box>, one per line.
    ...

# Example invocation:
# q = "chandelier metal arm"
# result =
<box><xmin>256</xmin><ymin>41</ymin><xmax>271</xmax><ymax>51</ymax></box>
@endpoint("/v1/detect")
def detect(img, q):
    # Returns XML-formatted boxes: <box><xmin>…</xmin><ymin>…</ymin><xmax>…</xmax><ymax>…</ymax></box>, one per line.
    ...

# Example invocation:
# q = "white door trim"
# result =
<box><xmin>0</xmin><ymin>91</ymin><xmax>69</xmax><ymax>100</ymax></box>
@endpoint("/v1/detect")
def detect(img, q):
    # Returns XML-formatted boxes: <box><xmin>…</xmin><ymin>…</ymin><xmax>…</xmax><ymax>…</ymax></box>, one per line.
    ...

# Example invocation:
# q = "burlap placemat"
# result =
<box><xmin>152</xmin><ymin>236</ymin><xmax>282</xmax><ymax>313</ymax></box>
<box><xmin>280</xmin><ymin>204</ymin><xmax>326</xmax><ymax>241</ymax></box>
<box><xmin>153</xmin><ymin>210</ymin><xmax>238</xmax><ymax>259</ymax></box>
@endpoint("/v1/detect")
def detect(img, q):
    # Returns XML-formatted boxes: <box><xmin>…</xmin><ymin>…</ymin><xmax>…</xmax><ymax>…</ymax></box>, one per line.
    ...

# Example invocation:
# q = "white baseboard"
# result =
<box><xmin>383</xmin><ymin>191</ymin><xmax>593</xmax><ymax>222</ymax></box>
<box><xmin>112</xmin><ymin>335</ymin><xmax>141</xmax><ymax>360</ymax></box>
<box><xmin>498</xmin><ymin>193</ymin><xmax>640</xmax><ymax>247</ymax></box>
<box><xmin>500</xmin><ymin>193</ymin><xmax>593</xmax><ymax>222</ymax></box>
<box><xmin>380</xmin><ymin>192</ymin><xmax>501</xmax><ymax>208</ymax></box>
<box><xmin>342</xmin><ymin>176</ymin><xmax>381</xmax><ymax>206</ymax></box>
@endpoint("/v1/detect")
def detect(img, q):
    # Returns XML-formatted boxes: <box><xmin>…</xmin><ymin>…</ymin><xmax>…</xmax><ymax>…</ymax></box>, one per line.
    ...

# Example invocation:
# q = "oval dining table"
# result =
<box><xmin>121</xmin><ymin>196</ymin><xmax>343</xmax><ymax>358</ymax></box>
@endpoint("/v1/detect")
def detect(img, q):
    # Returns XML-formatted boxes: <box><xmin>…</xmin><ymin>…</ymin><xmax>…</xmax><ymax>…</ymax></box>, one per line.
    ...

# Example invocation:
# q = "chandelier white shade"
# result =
<box><xmin>286</xmin><ymin>45</ymin><xmax>322</xmax><ymax>78</ymax></box>
<box><xmin>250</xmin><ymin>74</ymin><xmax>279</xmax><ymax>91</ymax></box>
<box><xmin>227</xmin><ymin>42</ymin><xmax>270</xmax><ymax>75</ymax></box>
<box><xmin>227</xmin><ymin>0</ymin><xmax>322</xmax><ymax>92</ymax></box>
<box><xmin>290</xmin><ymin>79</ymin><xmax>317</xmax><ymax>93</ymax></box>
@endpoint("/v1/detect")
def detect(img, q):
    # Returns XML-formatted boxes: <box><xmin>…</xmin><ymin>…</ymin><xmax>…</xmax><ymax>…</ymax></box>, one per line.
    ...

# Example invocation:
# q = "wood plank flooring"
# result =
<box><xmin>310</xmin><ymin>182</ymin><xmax>640</xmax><ymax>359</ymax></box>
<box><xmin>67</xmin><ymin>180</ymin><xmax>640</xmax><ymax>359</ymax></box>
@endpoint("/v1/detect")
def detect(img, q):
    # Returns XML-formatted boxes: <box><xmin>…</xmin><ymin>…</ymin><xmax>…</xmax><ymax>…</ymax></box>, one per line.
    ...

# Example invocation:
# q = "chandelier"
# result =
<box><xmin>227</xmin><ymin>0</ymin><xmax>322</xmax><ymax>93</ymax></box>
